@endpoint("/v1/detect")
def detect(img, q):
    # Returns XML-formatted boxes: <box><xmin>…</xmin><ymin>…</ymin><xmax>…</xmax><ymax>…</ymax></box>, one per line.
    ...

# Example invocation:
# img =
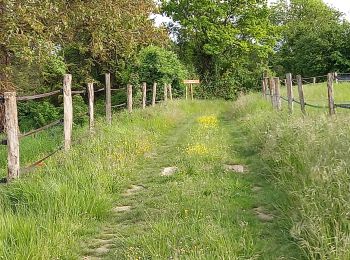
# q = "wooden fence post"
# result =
<box><xmin>327</xmin><ymin>73</ymin><xmax>335</xmax><ymax>116</ymax></box>
<box><xmin>127</xmin><ymin>84</ymin><xmax>133</xmax><ymax>113</ymax></box>
<box><xmin>190</xmin><ymin>84</ymin><xmax>194</xmax><ymax>100</ymax></box>
<box><xmin>87</xmin><ymin>83</ymin><xmax>94</xmax><ymax>133</ymax></box>
<box><xmin>164</xmin><ymin>84</ymin><xmax>168</xmax><ymax>102</ymax></box>
<box><xmin>262</xmin><ymin>79</ymin><xmax>266</xmax><ymax>97</ymax></box>
<box><xmin>296</xmin><ymin>75</ymin><xmax>306</xmax><ymax>115</ymax></box>
<box><xmin>142</xmin><ymin>82</ymin><xmax>147</xmax><ymax>109</ymax></box>
<box><xmin>334</xmin><ymin>72</ymin><xmax>338</xmax><ymax>84</ymax></box>
<box><xmin>152</xmin><ymin>82</ymin><xmax>157</xmax><ymax>107</ymax></box>
<box><xmin>313</xmin><ymin>77</ymin><xmax>316</xmax><ymax>84</ymax></box>
<box><xmin>4</xmin><ymin>92</ymin><xmax>20</xmax><ymax>181</ymax></box>
<box><xmin>274</xmin><ymin>77</ymin><xmax>281</xmax><ymax>110</ymax></box>
<box><xmin>185</xmin><ymin>85</ymin><xmax>188</xmax><ymax>100</ymax></box>
<box><xmin>268</xmin><ymin>77</ymin><xmax>275</xmax><ymax>107</ymax></box>
<box><xmin>105</xmin><ymin>73</ymin><xmax>112</xmax><ymax>124</ymax></box>
<box><xmin>63</xmin><ymin>74</ymin><xmax>73</xmax><ymax>151</ymax></box>
<box><xmin>286</xmin><ymin>73</ymin><xmax>293</xmax><ymax>114</ymax></box>
<box><xmin>168</xmin><ymin>84</ymin><xmax>173</xmax><ymax>101</ymax></box>
<box><xmin>264</xmin><ymin>78</ymin><xmax>269</xmax><ymax>100</ymax></box>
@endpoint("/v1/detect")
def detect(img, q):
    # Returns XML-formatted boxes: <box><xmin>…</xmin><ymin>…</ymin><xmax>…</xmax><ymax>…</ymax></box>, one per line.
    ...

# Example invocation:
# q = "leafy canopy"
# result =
<box><xmin>138</xmin><ymin>46</ymin><xmax>187</xmax><ymax>86</ymax></box>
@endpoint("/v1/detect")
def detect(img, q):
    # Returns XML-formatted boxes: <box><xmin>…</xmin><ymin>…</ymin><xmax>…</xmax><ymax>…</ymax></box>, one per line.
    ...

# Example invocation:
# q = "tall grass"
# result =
<box><xmin>234</xmin><ymin>82</ymin><xmax>350</xmax><ymax>259</ymax></box>
<box><xmin>0</xmin><ymin>102</ymin><xmax>184</xmax><ymax>259</ymax></box>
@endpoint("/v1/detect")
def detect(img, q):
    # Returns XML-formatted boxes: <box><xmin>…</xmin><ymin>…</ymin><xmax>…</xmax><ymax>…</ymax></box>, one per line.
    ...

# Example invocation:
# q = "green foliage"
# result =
<box><xmin>72</xmin><ymin>95</ymin><xmax>88</xmax><ymax>126</ymax></box>
<box><xmin>0</xmin><ymin>101</ymin><xmax>185</xmax><ymax>259</ymax></box>
<box><xmin>138</xmin><ymin>46</ymin><xmax>187</xmax><ymax>85</ymax></box>
<box><xmin>270</xmin><ymin>0</ymin><xmax>350</xmax><ymax>77</ymax></box>
<box><xmin>42</xmin><ymin>55</ymin><xmax>67</xmax><ymax>89</ymax></box>
<box><xmin>162</xmin><ymin>0</ymin><xmax>276</xmax><ymax>98</ymax></box>
<box><xmin>18</xmin><ymin>101</ymin><xmax>62</xmax><ymax>131</ymax></box>
<box><xmin>233</xmin><ymin>82</ymin><xmax>350</xmax><ymax>259</ymax></box>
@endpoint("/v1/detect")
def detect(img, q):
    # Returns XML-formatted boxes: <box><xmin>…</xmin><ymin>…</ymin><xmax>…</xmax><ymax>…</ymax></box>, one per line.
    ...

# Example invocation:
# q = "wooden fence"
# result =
<box><xmin>262</xmin><ymin>72</ymin><xmax>350</xmax><ymax>116</ymax></box>
<box><xmin>1</xmin><ymin>74</ymin><xmax>177</xmax><ymax>182</ymax></box>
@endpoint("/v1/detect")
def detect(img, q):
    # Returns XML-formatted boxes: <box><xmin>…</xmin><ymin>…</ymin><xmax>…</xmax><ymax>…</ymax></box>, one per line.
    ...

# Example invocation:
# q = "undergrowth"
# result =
<box><xmin>234</xmin><ymin>82</ymin><xmax>350</xmax><ymax>259</ymax></box>
<box><xmin>0</xmin><ymin>102</ymin><xmax>184</xmax><ymax>259</ymax></box>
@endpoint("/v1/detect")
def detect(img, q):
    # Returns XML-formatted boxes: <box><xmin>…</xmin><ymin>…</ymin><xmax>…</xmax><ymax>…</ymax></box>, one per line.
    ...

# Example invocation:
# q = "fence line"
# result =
<box><xmin>1</xmin><ymin>75</ymin><xmax>177</xmax><ymax>183</ymax></box>
<box><xmin>262</xmin><ymin>72</ymin><xmax>350</xmax><ymax>115</ymax></box>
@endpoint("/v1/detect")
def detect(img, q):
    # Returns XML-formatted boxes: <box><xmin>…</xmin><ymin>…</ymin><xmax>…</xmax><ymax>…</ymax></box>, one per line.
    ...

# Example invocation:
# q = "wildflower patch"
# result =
<box><xmin>197</xmin><ymin>115</ymin><xmax>218</xmax><ymax>128</ymax></box>
<box><xmin>186</xmin><ymin>143</ymin><xmax>209</xmax><ymax>155</ymax></box>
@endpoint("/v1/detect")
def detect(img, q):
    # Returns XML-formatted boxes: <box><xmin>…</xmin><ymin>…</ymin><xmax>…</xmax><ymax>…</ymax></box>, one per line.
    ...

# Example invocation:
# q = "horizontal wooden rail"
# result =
<box><xmin>17</xmin><ymin>90</ymin><xmax>61</xmax><ymax>101</ymax></box>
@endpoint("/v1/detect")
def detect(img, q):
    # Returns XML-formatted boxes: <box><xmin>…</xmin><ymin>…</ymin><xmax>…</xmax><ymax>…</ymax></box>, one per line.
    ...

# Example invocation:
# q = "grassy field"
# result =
<box><xmin>0</xmin><ymin>99</ymin><xmax>304</xmax><ymax>259</ymax></box>
<box><xmin>1</xmin><ymin>81</ymin><xmax>350</xmax><ymax>259</ymax></box>
<box><xmin>237</xmin><ymin>80</ymin><xmax>350</xmax><ymax>259</ymax></box>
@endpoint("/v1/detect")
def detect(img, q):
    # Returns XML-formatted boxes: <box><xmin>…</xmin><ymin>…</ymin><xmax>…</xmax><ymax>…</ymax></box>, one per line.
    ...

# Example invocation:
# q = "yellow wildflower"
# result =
<box><xmin>186</xmin><ymin>143</ymin><xmax>209</xmax><ymax>155</ymax></box>
<box><xmin>197</xmin><ymin>115</ymin><xmax>218</xmax><ymax>128</ymax></box>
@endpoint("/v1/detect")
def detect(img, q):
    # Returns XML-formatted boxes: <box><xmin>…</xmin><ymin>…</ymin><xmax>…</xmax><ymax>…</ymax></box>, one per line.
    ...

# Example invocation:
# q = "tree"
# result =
<box><xmin>270</xmin><ymin>0</ymin><xmax>350</xmax><ymax>77</ymax></box>
<box><xmin>138</xmin><ymin>46</ymin><xmax>187</xmax><ymax>86</ymax></box>
<box><xmin>161</xmin><ymin>0</ymin><xmax>276</xmax><ymax>98</ymax></box>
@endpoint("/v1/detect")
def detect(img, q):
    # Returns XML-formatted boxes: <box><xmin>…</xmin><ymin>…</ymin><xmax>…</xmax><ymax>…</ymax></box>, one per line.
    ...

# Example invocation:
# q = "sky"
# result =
<box><xmin>153</xmin><ymin>0</ymin><xmax>350</xmax><ymax>26</ymax></box>
<box><xmin>323</xmin><ymin>0</ymin><xmax>350</xmax><ymax>19</ymax></box>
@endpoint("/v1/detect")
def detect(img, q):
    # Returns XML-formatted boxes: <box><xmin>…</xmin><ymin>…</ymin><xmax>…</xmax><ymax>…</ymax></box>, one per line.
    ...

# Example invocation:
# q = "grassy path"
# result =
<box><xmin>81</xmin><ymin>100</ymin><xmax>303</xmax><ymax>259</ymax></box>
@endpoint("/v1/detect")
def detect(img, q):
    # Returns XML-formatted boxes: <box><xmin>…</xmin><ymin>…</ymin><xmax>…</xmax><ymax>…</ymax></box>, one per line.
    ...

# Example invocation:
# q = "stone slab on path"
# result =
<box><xmin>161</xmin><ymin>166</ymin><xmax>178</xmax><ymax>176</ymax></box>
<box><xmin>123</xmin><ymin>185</ymin><xmax>145</xmax><ymax>196</ymax></box>
<box><xmin>224</xmin><ymin>164</ymin><xmax>246</xmax><ymax>173</ymax></box>
<box><xmin>254</xmin><ymin>206</ymin><xmax>274</xmax><ymax>222</ymax></box>
<box><xmin>112</xmin><ymin>206</ymin><xmax>132</xmax><ymax>213</ymax></box>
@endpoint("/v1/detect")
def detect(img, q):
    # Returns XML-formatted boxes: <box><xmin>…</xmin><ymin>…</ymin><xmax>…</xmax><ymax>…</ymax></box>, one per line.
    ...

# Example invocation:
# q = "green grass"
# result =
<box><xmin>0</xmin><ymin>102</ymin><xmax>183</xmax><ymax>259</ymax></box>
<box><xmin>236</xmin><ymin>81</ymin><xmax>350</xmax><ymax>259</ymax></box>
<box><xmin>100</xmin><ymin>100</ymin><xmax>302</xmax><ymax>259</ymax></box>
<box><xmin>2</xmin><ymin>80</ymin><xmax>350</xmax><ymax>259</ymax></box>
<box><xmin>0</xmin><ymin>99</ymin><xmax>303</xmax><ymax>259</ymax></box>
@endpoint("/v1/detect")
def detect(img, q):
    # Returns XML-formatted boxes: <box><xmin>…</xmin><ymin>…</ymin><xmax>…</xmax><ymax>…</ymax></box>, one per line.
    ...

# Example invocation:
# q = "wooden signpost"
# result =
<box><xmin>183</xmin><ymin>80</ymin><xmax>200</xmax><ymax>100</ymax></box>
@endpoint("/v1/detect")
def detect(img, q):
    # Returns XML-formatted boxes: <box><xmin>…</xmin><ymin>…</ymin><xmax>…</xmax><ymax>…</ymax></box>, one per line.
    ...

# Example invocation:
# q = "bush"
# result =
<box><xmin>18</xmin><ymin>101</ymin><xmax>62</xmax><ymax>132</ymax></box>
<box><xmin>72</xmin><ymin>95</ymin><xmax>88</xmax><ymax>126</ymax></box>
<box><xmin>137</xmin><ymin>46</ymin><xmax>188</xmax><ymax>98</ymax></box>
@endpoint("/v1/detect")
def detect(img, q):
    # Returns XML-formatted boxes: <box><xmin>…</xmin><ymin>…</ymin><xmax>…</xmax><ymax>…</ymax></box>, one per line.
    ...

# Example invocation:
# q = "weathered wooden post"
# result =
<box><xmin>152</xmin><ymin>82</ymin><xmax>157</xmax><ymax>107</ymax></box>
<box><xmin>63</xmin><ymin>74</ymin><xmax>73</xmax><ymax>151</ymax></box>
<box><xmin>164</xmin><ymin>84</ymin><xmax>168</xmax><ymax>102</ymax></box>
<box><xmin>168</xmin><ymin>84</ymin><xmax>173</xmax><ymax>101</ymax></box>
<box><xmin>274</xmin><ymin>77</ymin><xmax>281</xmax><ymax>110</ymax></box>
<box><xmin>268</xmin><ymin>77</ymin><xmax>275</xmax><ymax>107</ymax></box>
<box><xmin>105</xmin><ymin>73</ymin><xmax>112</xmax><ymax>124</ymax></box>
<box><xmin>262</xmin><ymin>79</ymin><xmax>266</xmax><ymax>98</ymax></box>
<box><xmin>296</xmin><ymin>75</ymin><xmax>306</xmax><ymax>115</ymax></box>
<box><xmin>87</xmin><ymin>82</ymin><xmax>94</xmax><ymax>133</ymax></box>
<box><xmin>313</xmin><ymin>77</ymin><xmax>316</xmax><ymax>84</ymax></box>
<box><xmin>4</xmin><ymin>92</ymin><xmax>20</xmax><ymax>181</ymax></box>
<box><xmin>334</xmin><ymin>72</ymin><xmax>338</xmax><ymax>84</ymax></box>
<box><xmin>185</xmin><ymin>85</ymin><xmax>188</xmax><ymax>100</ymax></box>
<box><xmin>142</xmin><ymin>82</ymin><xmax>147</xmax><ymax>109</ymax></box>
<box><xmin>127</xmin><ymin>84</ymin><xmax>133</xmax><ymax>113</ymax></box>
<box><xmin>190</xmin><ymin>84</ymin><xmax>194</xmax><ymax>100</ymax></box>
<box><xmin>264</xmin><ymin>78</ymin><xmax>269</xmax><ymax>100</ymax></box>
<box><xmin>286</xmin><ymin>73</ymin><xmax>294</xmax><ymax>114</ymax></box>
<box><xmin>327</xmin><ymin>73</ymin><xmax>335</xmax><ymax>116</ymax></box>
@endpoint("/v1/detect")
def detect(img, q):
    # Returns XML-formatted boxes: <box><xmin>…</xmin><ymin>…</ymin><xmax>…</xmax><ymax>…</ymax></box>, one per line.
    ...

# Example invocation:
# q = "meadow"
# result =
<box><xmin>235</xmin><ymin>81</ymin><xmax>350</xmax><ymax>259</ymax></box>
<box><xmin>1</xmin><ymin>81</ymin><xmax>350</xmax><ymax>259</ymax></box>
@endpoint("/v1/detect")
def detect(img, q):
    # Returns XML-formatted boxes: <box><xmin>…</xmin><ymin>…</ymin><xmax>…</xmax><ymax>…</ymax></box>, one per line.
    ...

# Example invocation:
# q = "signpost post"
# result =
<box><xmin>183</xmin><ymin>80</ymin><xmax>200</xmax><ymax>100</ymax></box>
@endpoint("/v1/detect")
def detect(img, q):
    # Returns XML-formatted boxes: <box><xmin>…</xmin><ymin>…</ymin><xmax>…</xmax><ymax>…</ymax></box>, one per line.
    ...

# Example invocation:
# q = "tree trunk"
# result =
<box><xmin>0</xmin><ymin>45</ymin><xmax>11</xmax><ymax>133</ymax></box>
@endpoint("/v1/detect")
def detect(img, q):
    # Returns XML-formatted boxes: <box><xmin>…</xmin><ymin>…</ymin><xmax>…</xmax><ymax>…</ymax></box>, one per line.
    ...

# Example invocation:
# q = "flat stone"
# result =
<box><xmin>144</xmin><ymin>152</ymin><xmax>157</xmax><ymax>158</ymax></box>
<box><xmin>161</xmin><ymin>166</ymin><xmax>178</xmax><ymax>176</ymax></box>
<box><xmin>88</xmin><ymin>238</ymin><xmax>113</xmax><ymax>248</ymax></box>
<box><xmin>112</xmin><ymin>206</ymin><xmax>132</xmax><ymax>213</ymax></box>
<box><xmin>252</xmin><ymin>186</ymin><xmax>262</xmax><ymax>192</ymax></box>
<box><xmin>123</xmin><ymin>185</ymin><xmax>145</xmax><ymax>196</ymax></box>
<box><xmin>82</xmin><ymin>256</ymin><xmax>101</xmax><ymax>260</ymax></box>
<box><xmin>224</xmin><ymin>164</ymin><xmax>245</xmax><ymax>173</ymax></box>
<box><xmin>94</xmin><ymin>246</ymin><xmax>110</xmax><ymax>256</ymax></box>
<box><xmin>254</xmin><ymin>207</ymin><xmax>274</xmax><ymax>222</ymax></box>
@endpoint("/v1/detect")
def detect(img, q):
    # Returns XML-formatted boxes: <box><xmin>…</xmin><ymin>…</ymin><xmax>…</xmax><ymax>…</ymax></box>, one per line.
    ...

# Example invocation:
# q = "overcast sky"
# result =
<box><xmin>153</xmin><ymin>0</ymin><xmax>350</xmax><ymax>26</ymax></box>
